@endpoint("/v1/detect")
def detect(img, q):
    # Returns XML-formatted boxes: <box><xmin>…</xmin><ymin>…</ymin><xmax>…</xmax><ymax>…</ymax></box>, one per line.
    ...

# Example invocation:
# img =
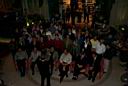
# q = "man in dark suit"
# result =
<box><xmin>37</xmin><ymin>49</ymin><xmax>51</xmax><ymax>86</ymax></box>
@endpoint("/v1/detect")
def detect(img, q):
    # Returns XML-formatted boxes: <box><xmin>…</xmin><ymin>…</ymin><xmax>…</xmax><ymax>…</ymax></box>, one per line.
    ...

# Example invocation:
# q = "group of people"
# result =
<box><xmin>65</xmin><ymin>4</ymin><xmax>91</xmax><ymax>24</ymax></box>
<box><xmin>9</xmin><ymin>18</ymin><xmax>113</xmax><ymax>86</ymax></box>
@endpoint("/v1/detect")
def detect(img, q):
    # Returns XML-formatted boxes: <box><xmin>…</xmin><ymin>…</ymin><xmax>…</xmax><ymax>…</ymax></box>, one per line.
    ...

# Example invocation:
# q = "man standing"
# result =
<box><xmin>49</xmin><ymin>46</ymin><xmax>59</xmax><ymax>75</ymax></box>
<box><xmin>36</xmin><ymin>49</ymin><xmax>51</xmax><ymax>86</ymax></box>
<box><xmin>88</xmin><ymin>38</ymin><xmax>106</xmax><ymax>82</ymax></box>
<box><xmin>29</xmin><ymin>47</ymin><xmax>41</xmax><ymax>75</ymax></box>
<box><xmin>14</xmin><ymin>47</ymin><xmax>28</xmax><ymax>77</ymax></box>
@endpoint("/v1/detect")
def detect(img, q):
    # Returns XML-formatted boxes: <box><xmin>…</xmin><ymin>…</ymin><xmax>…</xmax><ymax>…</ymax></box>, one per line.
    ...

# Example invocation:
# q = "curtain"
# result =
<box><xmin>109</xmin><ymin>0</ymin><xmax>128</xmax><ymax>26</ymax></box>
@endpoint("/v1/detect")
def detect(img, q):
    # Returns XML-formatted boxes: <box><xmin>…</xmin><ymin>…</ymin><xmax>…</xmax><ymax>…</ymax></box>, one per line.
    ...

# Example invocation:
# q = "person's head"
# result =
<box><xmin>106</xmin><ymin>44</ymin><xmax>110</xmax><ymax>49</ymax></box>
<box><xmin>50</xmin><ymin>46</ymin><xmax>55</xmax><ymax>52</ymax></box>
<box><xmin>68</xmin><ymin>28</ymin><xmax>71</xmax><ymax>33</ymax></box>
<box><xmin>33</xmin><ymin>47</ymin><xmax>37</xmax><ymax>52</ymax></box>
<box><xmin>47</xmin><ymin>35</ymin><xmax>51</xmax><ymax>40</ymax></box>
<box><xmin>86</xmin><ymin>37</ymin><xmax>90</xmax><ymax>42</ymax></box>
<box><xmin>92</xmin><ymin>52</ymin><xmax>96</xmax><ymax>58</ymax></box>
<box><xmin>18</xmin><ymin>47</ymin><xmax>22</xmax><ymax>52</ymax></box>
<box><xmin>55</xmin><ymin>34</ymin><xmax>59</xmax><ymax>40</ymax></box>
<box><xmin>93</xmin><ymin>36</ymin><xmax>97</xmax><ymax>40</ymax></box>
<box><xmin>41</xmin><ymin>49</ymin><xmax>47</xmax><ymax>55</ymax></box>
<box><xmin>40</xmin><ymin>36</ymin><xmax>43</xmax><ymax>42</ymax></box>
<box><xmin>99</xmin><ymin>38</ymin><xmax>104</xmax><ymax>44</ymax></box>
<box><xmin>64</xmin><ymin>49</ymin><xmax>69</xmax><ymax>55</ymax></box>
<box><xmin>66</xmin><ymin>35</ymin><xmax>69</xmax><ymax>39</ymax></box>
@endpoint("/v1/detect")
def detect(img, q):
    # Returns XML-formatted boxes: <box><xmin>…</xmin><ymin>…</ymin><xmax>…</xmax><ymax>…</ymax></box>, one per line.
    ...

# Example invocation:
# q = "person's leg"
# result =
<box><xmin>17</xmin><ymin>60</ymin><xmax>22</xmax><ymax>76</ymax></box>
<box><xmin>21</xmin><ymin>59</ymin><xmax>26</xmax><ymax>77</ymax></box>
<box><xmin>54</xmin><ymin>60</ymin><xmax>59</xmax><ymax>71</ymax></box>
<box><xmin>46</xmin><ymin>75</ymin><xmax>51</xmax><ymax>86</ymax></box>
<box><xmin>85</xmin><ymin>64</ymin><xmax>90</xmax><ymax>76</ymax></box>
<box><xmin>50</xmin><ymin>63</ymin><xmax>54</xmax><ymax>76</ymax></box>
<box><xmin>92</xmin><ymin>69</ymin><xmax>99</xmax><ymax>82</ymax></box>
<box><xmin>31</xmin><ymin>62</ymin><xmax>36</xmax><ymax>75</ymax></box>
<box><xmin>65</xmin><ymin>65</ymin><xmax>70</xmax><ymax>77</ymax></box>
<box><xmin>72</xmin><ymin>64</ymin><xmax>80</xmax><ymax>80</ymax></box>
<box><xmin>60</xmin><ymin>71</ymin><xmax>65</xmax><ymax>83</ymax></box>
<box><xmin>88</xmin><ymin>69</ymin><xmax>93</xmax><ymax>80</ymax></box>
<box><xmin>59</xmin><ymin>64</ymin><xmax>63</xmax><ymax>76</ymax></box>
<box><xmin>41</xmin><ymin>75</ymin><xmax>45</xmax><ymax>86</ymax></box>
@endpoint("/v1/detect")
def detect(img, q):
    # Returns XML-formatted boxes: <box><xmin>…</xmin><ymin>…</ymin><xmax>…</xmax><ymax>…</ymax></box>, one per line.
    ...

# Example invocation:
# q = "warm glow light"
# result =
<box><xmin>32</xmin><ymin>22</ymin><xmax>34</xmax><ymax>25</ymax></box>
<box><xmin>64</xmin><ymin>0</ymin><xmax>70</xmax><ymax>5</ymax></box>
<box><xmin>27</xmin><ymin>22</ymin><xmax>29</xmax><ymax>26</ymax></box>
<box><xmin>121</xmin><ymin>27</ymin><xmax>125</xmax><ymax>31</ymax></box>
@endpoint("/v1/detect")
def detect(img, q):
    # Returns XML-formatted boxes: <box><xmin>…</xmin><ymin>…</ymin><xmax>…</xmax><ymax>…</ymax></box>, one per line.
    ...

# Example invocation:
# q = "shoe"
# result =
<box><xmin>66</xmin><ymin>74</ymin><xmax>68</xmax><ymax>77</ymax></box>
<box><xmin>32</xmin><ymin>72</ymin><xmax>34</xmax><ymax>75</ymax></box>
<box><xmin>72</xmin><ymin>76</ymin><xmax>78</xmax><ymax>80</ymax></box>
<box><xmin>88</xmin><ymin>77</ymin><xmax>91</xmax><ymax>80</ymax></box>
<box><xmin>83</xmin><ymin>74</ymin><xmax>88</xmax><ymax>77</ymax></box>
<box><xmin>58</xmin><ymin>73</ymin><xmax>61</xmax><ymax>76</ymax></box>
<box><xmin>92</xmin><ymin>79</ymin><xmax>95</xmax><ymax>82</ymax></box>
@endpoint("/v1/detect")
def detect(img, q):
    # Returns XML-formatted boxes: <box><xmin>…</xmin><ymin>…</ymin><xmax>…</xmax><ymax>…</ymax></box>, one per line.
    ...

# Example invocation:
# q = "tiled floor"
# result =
<box><xmin>0</xmin><ymin>54</ymin><xmax>124</xmax><ymax>86</ymax></box>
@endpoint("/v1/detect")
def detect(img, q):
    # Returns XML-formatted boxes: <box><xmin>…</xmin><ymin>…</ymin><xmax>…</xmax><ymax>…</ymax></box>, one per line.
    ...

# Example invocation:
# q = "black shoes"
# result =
<box><xmin>72</xmin><ymin>76</ymin><xmax>78</xmax><ymax>80</ymax></box>
<box><xmin>88</xmin><ymin>77</ymin><xmax>95</xmax><ymax>82</ymax></box>
<box><xmin>66</xmin><ymin>74</ymin><xmax>68</xmax><ymax>77</ymax></box>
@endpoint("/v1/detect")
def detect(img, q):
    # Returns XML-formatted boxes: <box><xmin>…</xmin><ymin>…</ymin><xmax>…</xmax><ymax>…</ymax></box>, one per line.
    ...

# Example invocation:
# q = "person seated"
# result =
<box><xmin>58</xmin><ymin>49</ymin><xmax>72</xmax><ymax>83</ymax></box>
<box><xmin>72</xmin><ymin>49</ymin><xmax>87</xmax><ymax>80</ymax></box>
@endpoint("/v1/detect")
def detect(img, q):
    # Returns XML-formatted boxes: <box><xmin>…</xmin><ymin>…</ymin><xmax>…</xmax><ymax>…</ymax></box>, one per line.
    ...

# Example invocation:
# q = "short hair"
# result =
<box><xmin>64</xmin><ymin>48</ymin><xmax>69</xmax><ymax>53</ymax></box>
<box><xmin>41</xmin><ymin>49</ymin><xmax>47</xmax><ymax>55</ymax></box>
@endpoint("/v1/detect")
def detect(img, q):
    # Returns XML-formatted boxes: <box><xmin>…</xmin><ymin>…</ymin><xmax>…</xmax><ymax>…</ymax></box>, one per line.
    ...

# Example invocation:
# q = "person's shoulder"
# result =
<box><xmin>54</xmin><ymin>51</ymin><xmax>58</xmax><ymax>54</ymax></box>
<box><xmin>61</xmin><ymin>53</ymin><xmax>64</xmax><ymax>56</ymax></box>
<box><xmin>96</xmin><ymin>40</ymin><xmax>99</xmax><ymax>43</ymax></box>
<box><xmin>37</xmin><ymin>50</ymin><xmax>41</xmax><ymax>53</ymax></box>
<box><xmin>102</xmin><ymin>44</ymin><xmax>106</xmax><ymax>47</ymax></box>
<box><xmin>90</xmin><ymin>39</ymin><xmax>94</xmax><ymax>43</ymax></box>
<box><xmin>68</xmin><ymin>53</ymin><xmax>72</xmax><ymax>57</ymax></box>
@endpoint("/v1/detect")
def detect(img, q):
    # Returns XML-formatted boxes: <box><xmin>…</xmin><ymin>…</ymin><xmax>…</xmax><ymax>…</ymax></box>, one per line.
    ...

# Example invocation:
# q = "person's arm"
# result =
<box><xmin>67</xmin><ymin>54</ymin><xmax>72</xmax><ymax>64</ymax></box>
<box><xmin>102</xmin><ymin>45</ymin><xmax>106</xmax><ymax>54</ymax></box>
<box><xmin>59</xmin><ymin>54</ymin><xmax>64</xmax><ymax>63</ymax></box>
<box><xmin>24</xmin><ymin>51</ymin><xmax>28</xmax><ymax>59</ymax></box>
<box><xmin>38</xmin><ymin>51</ymin><xmax>41</xmax><ymax>57</ymax></box>
<box><xmin>53</xmin><ymin>51</ymin><xmax>59</xmax><ymax>61</ymax></box>
<box><xmin>29</xmin><ymin>52</ymin><xmax>33</xmax><ymax>60</ymax></box>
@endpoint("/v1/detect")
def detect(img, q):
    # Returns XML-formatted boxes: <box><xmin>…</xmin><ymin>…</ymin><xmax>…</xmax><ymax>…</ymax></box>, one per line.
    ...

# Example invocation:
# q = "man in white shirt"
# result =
<box><xmin>59</xmin><ymin>49</ymin><xmax>72</xmax><ymax>83</ymax></box>
<box><xmin>95</xmin><ymin>39</ymin><xmax>106</xmax><ymax>55</ymax></box>
<box><xmin>88</xmin><ymin>38</ymin><xmax>106</xmax><ymax>82</ymax></box>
